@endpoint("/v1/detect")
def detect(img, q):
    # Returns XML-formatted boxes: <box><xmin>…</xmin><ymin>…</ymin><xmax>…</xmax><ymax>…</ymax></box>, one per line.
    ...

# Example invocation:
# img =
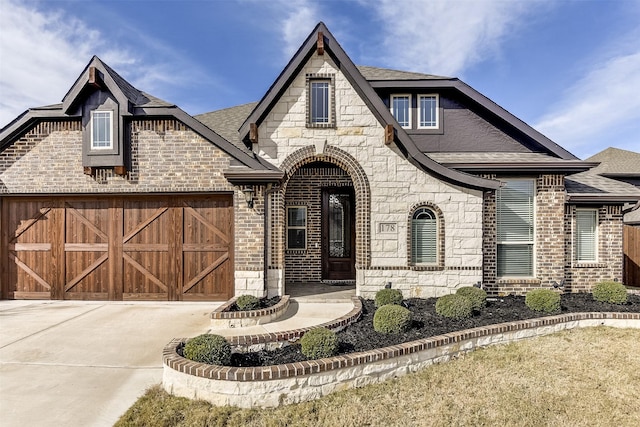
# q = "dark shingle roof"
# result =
<box><xmin>565</xmin><ymin>171</ymin><xmax>640</xmax><ymax>197</ymax></box>
<box><xmin>194</xmin><ymin>102</ymin><xmax>257</xmax><ymax>153</ymax></box>
<box><xmin>357</xmin><ymin>66</ymin><xmax>449</xmax><ymax>81</ymax></box>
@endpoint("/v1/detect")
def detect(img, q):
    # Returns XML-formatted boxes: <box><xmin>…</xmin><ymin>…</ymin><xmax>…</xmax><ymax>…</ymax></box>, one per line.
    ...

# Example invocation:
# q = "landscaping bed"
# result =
<box><xmin>229</xmin><ymin>293</ymin><xmax>640</xmax><ymax>367</ymax></box>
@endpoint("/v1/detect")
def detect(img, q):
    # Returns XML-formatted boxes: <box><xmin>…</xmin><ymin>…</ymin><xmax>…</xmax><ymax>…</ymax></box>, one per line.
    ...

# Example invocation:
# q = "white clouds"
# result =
<box><xmin>362</xmin><ymin>0</ymin><xmax>540</xmax><ymax>76</ymax></box>
<box><xmin>277</xmin><ymin>0</ymin><xmax>320</xmax><ymax>59</ymax></box>
<box><xmin>535</xmin><ymin>50</ymin><xmax>640</xmax><ymax>157</ymax></box>
<box><xmin>0</xmin><ymin>1</ymin><xmax>101</xmax><ymax>124</ymax></box>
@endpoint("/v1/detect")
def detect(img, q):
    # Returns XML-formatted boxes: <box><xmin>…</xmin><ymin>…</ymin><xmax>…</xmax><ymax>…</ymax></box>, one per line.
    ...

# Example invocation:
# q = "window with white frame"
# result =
<box><xmin>391</xmin><ymin>94</ymin><xmax>411</xmax><ymax>128</ymax></box>
<box><xmin>575</xmin><ymin>209</ymin><xmax>598</xmax><ymax>262</ymax></box>
<box><xmin>418</xmin><ymin>94</ymin><xmax>438</xmax><ymax>128</ymax></box>
<box><xmin>497</xmin><ymin>179</ymin><xmax>535</xmax><ymax>277</ymax></box>
<box><xmin>287</xmin><ymin>206</ymin><xmax>307</xmax><ymax>249</ymax></box>
<box><xmin>91</xmin><ymin>110</ymin><xmax>113</xmax><ymax>149</ymax></box>
<box><xmin>411</xmin><ymin>207</ymin><xmax>437</xmax><ymax>264</ymax></box>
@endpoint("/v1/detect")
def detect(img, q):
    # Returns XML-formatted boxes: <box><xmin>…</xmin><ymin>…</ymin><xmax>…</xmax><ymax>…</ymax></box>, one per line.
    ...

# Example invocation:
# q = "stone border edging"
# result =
<box><xmin>163</xmin><ymin>311</ymin><xmax>640</xmax><ymax>407</ymax></box>
<box><xmin>224</xmin><ymin>296</ymin><xmax>361</xmax><ymax>351</ymax></box>
<box><xmin>211</xmin><ymin>296</ymin><xmax>291</xmax><ymax>328</ymax></box>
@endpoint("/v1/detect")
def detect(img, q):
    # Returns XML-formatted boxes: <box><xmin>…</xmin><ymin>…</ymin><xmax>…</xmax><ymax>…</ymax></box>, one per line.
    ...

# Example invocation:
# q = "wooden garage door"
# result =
<box><xmin>1</xmin><ymin>196</ymin><xmax>233</xmax><ymax>301</ymax></box>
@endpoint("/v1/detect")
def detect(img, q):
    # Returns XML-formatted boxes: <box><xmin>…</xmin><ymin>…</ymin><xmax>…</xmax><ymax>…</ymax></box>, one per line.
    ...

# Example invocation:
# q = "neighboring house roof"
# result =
<box><xmin>585</xmin><ymin>147</ymin><xmax>640</xmax><ymax>178</ymax></box>
<box><xmin>238</xmin><ymin>22</ymin><xmax>500</xmax><ymax>191</ymax></box>
<box><xmin>0</xmin><ymin>57</ymin><xmax>279</xmax><ymax>176</ymax></box>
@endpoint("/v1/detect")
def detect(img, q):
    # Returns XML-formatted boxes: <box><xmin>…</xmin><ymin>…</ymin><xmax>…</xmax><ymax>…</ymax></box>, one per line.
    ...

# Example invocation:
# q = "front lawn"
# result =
<box><xmin>117</xmin><ymin>327</ymin><xmax>640</xmax><ymax>426</ymax></box>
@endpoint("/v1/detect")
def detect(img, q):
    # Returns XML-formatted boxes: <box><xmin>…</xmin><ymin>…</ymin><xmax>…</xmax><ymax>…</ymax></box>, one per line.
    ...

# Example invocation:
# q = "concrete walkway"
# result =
<box><xmin>0</xmin><ymin>299</ymin><xmax>353</xmax><ymax>427</ymax></box>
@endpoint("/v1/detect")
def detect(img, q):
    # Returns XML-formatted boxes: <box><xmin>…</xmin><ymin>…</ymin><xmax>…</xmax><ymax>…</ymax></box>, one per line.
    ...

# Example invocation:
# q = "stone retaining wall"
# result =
<box><xmin>163</xmin><ymin>311</ymin><xmax>640</xmax><ymax>408</ymax></box>
<box><xmin>211</xmin><ymin>296</ymin><xmax>291</xmax><ymax>328</ymax></box>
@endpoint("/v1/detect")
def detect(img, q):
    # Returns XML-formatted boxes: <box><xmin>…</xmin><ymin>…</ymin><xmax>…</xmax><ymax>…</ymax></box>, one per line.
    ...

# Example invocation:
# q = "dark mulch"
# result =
<box><xmin>228</xmin><ymin>296</ymin><xmax>281</xmax><ymax>312</ymax></box>
<box><xmin>230</xmin><ymin>293</ymin><xmax>640</xmax><ymax>367</ymax></box>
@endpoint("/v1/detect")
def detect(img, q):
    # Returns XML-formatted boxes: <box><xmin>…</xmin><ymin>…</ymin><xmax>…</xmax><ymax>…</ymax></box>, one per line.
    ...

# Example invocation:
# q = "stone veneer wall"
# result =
<box><xmin>0</xmin><ymin>119</ymin><xmax>266</xmax><ymax>297</ymax></box>
<box><xmin>259</xmin><ymin>52</ymin><xmax>484</xmax><ymax>298</ymax></box>
<box><xmin>564</xmin><ymin>205</ymin><xmax>624</xmax><ymax>292</ymax></box>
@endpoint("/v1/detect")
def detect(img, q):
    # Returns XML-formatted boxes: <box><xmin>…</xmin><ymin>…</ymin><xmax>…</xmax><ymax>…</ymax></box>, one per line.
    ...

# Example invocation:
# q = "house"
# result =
<box><xmin>2</xmin><ymin>22</ymin><xmax>638</xmax><ymax>301</ymax></box>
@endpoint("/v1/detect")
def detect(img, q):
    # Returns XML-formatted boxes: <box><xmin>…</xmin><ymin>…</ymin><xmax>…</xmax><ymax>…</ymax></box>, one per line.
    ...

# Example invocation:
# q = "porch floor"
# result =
<box><xmin>286</xmin><ymin>282</ymin><xmax>356</xmax><ymax>302</ymax></box>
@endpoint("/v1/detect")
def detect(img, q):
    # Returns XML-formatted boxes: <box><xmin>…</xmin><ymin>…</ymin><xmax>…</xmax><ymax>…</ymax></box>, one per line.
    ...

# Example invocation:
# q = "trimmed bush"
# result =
<box><xmin>525</xmin><ymin>289</ymin><xmax>561</xmax><ymax>313</ymax></box>
<box><xmin>592</xmin><ymin>281</ymin><xmax>628</xmax><ymax>304</ymax></box>
<box><xmin>435</xmin><ymin>294</ymin><xmax>473</xmax><ymax>320</ymax></box>
<box><xmin>300</xmin><ymin>328</ymin><xmax>339</xmax><ymax>359</ymax></box>
<box><xmin>373</xmin><ymin>304</ymin><xmax>413</xmax><ymax>334</ymax></box>
<box><xmin>375</xmin><ymin>288</ymin><xmax>404</xmax><ymax>308</ymax></box>
<box><xmin>183</xmin><ymin>334</ymin><xmax>231</xmax><ymax>366</ymax></box>
<box><xmin>456</xmin><ymin>286</ymin><xmax>487</xmax><ymax>311</ymax></box>
<box><xmin>235</xmin><ymin>295</ymin><xmax>260</xmax><ymax>311</ymax></box>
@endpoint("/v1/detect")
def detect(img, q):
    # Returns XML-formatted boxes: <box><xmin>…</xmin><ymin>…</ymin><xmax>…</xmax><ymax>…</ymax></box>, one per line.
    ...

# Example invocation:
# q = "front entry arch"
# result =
<box><xmin>273</xmin><ymin>145</ymin><xmax>370</xmax><ymax>292</ymax></box>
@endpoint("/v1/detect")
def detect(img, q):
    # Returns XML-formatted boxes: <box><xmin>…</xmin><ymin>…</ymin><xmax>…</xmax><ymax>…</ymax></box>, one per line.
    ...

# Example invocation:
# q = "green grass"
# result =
<box><xmin>117</xmin><ymin>327</ymin><xmax>640</xmax><ymax>427</ymax></box>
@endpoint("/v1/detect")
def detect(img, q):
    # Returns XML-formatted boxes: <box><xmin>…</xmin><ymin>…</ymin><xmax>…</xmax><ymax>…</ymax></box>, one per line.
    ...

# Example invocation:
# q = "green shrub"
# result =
<box><xmin>525</xmin><ymin>289</ymin><xmax>561</xmax><ymax>313</ymax></box>
<box><xmin>183</xmin><ymin>334</ymin><xmax>231</xmax><ymax>365</ymax></box>
<box><xmin>456</xmin><ymin>286</ymin><xmax>487</xmax><ymax>311</ymax></box>
<box><xmin>235</xmin><ymin>295</ymin><xmax>260</xmax><ymax>311</ymax></box>
<box><xmin>373</xmin><ymin>304</ymin><xmax>413</xmax><ymax>334</ymax></box>
<box><xmin>592</xmin><ymin>281</ymin><xmax>627</xmax><ymax>304</ymax></box>
<box><xmin>300</xmin><ymin>328</ymin><xmax>339</xmax><ymax>359</ymax></box>
<box><xmin>435</xmin><ymin>294</ymin><xmax>473</xmax><ymax>320</ymax></box>
<box><xmin>375</xmin><ymin>288</ymin><xmax>404</xmax><ymax>308</ymax></box>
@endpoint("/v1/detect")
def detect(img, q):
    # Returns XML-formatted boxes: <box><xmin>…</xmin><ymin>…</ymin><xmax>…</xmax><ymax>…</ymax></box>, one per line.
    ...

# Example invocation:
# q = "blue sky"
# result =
<box><xmin>1</xmin><ymin>0</ymin><xmax>639</xmax><ymax>159</ymax></box>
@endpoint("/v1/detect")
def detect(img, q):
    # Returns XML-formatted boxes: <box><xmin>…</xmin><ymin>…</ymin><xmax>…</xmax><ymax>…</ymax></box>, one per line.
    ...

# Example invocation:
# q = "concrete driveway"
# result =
<box><xmin>0</xmin><ymin>300</ymin><xmax>215</xmax><ymax>427</ymax></box>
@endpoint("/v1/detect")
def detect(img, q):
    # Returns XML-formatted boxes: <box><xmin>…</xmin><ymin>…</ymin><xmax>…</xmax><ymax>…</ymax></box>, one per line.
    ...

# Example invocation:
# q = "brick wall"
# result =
<box><xmin>565</xmin><ymin>205</ymin><xmax>624</xmax><ymax>292</ymax></box>
<box><xmin>284</xmin><ymin>164</ymin><xmax>352</xmax><ymax>284</ymax></box>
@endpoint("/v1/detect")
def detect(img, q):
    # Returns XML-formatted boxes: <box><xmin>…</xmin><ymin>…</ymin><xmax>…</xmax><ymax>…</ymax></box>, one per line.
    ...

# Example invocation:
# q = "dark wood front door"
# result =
<box><xmin>322</xmin><ymin>188</ymin><xmax>355</xmax><ymax>281</ymax></box>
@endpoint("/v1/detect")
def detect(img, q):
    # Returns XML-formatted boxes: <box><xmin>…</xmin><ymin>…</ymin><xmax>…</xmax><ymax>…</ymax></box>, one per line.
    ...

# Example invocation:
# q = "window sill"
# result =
<box><xmin>306</xmin><ymin>123</ymin><xmax>335</xmax><ymax>129</ymax></box>
<box><xmin>497</xmin><ymin>278</ymin><xmax>541</xmax><ymax>285</ymax></box>
<box><xmin>409</xmin><ymin>264</ymin><xmax>443</xmax><ymax>271</ymax></box>
<box><xmin>285</xmin><ymin>249</ymin><xmax>307</xmax><ymax>254</ymax></box>
<box><xmin>572</xmin><ymin>262</ymin><xmax>606</xmax><ymax>269</ymax></box>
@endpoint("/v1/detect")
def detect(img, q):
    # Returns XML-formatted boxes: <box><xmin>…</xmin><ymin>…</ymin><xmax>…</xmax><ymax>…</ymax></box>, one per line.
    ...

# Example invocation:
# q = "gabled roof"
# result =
<box><xmin>0</xmin><ymin>57</ymin><xmax>278</xmax><ymax>174</ymax></box>
<box><xmin>428</xmin><ymin>152</ymin><xmax>597</xmax><ymax>173</ymax></box>
<box><xmin>585</xmin><ymin>147</ymin><xmax>640</xmax><ymax>177</ymax></box>
<box><xmin>195</xmin><ymin>102</ymin><xmax>258</xmax><ymax>154</ymax></box>
<box><xmin>238</xmin><ymin>22</ymin><xmax>500</xmax><ymax>191</ymax></box>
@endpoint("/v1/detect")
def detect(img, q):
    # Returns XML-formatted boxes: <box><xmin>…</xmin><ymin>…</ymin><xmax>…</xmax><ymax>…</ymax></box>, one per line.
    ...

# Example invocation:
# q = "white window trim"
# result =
<box><xmin>574</xmin><ymin>208</ymin><xmax>598</xmax><ymax>263</ymax></box>
<box><xmin>496</xmin><ymin>178</ymin><xmax>536</xmax><ymax>278</ymax></box>
<box><xmin>286</xmin><ymin>206</ymin><xmax>307</xmax><ymax>250</ymax></box>
<box><xmin>90</xmin><ymin>110</ymin><xmax>113</xmax><ymax>150</ymax></box>
<box><xmin>390</xmin><ymin>94</ymin><xmax>412</xmax><ymax>129</ymax></box>
<box><xmin>310</xmin><ymin>80</ymin><xmax>331</xmax><ymax>124</ymax></box>
<box><xmin>417</xmin><ymin>94</ymin><xmax>439</xmax><ymax>129</ymax></box>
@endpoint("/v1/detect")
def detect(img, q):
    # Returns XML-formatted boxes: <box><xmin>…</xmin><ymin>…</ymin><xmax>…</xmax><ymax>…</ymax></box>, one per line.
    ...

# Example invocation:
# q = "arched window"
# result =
<box><xmin>411</xmin><ymin>207</ymin><xmax>437</xmax><ymax>264</ymax></box>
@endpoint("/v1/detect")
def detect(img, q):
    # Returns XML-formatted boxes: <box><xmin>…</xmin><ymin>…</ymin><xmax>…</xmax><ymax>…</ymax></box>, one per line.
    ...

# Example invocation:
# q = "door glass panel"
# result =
<box><xmin>328</xmin><ymin>193</ymin><xmax>351</xmax><ymax>258</ymax></box>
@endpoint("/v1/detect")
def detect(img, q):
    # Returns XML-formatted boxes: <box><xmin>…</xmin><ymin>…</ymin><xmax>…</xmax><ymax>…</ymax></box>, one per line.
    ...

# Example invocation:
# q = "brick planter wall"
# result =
<box><xmin>210</xmin><ymin>296</ymin><xmax>291</xmax><ymax>328</ymax></box>
<box><xmin>163</xmin><ymin>311</ymin><xmax>640</xmax><ymax>408</ymax></box>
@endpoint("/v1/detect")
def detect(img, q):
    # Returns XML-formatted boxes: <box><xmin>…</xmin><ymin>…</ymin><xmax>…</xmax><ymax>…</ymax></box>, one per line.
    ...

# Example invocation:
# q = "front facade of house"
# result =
<box><xmin>1</xmin><ymin>23</ymin><xmax>638</xmax><ymax>301</ymax></box>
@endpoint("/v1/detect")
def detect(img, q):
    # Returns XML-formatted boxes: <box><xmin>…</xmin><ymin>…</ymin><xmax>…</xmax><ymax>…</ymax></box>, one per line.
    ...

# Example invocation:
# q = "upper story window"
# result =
<box><xmin>418</xmin><ymin>94</ymin><xmax>438</xmax><ymax>128</ymax></box>
<box><xmin>306</xmin><ymin>73</ymin><xmax>335</xmax><ymax>128</ymax></box>
<box><xmin>497</xmin><ymin>179</ymin><xmax>535</xmax><ymax>277</ymax></box>
<box><xmin>411</xmin><ymin>207</ymin><xmax>437</xmax><ymax>264</ymax></box>
<box><xmin>91</xmin><ymin>110</ymin><xmax>113</xmax><ymax>149</ymax></box>
<box><xmin>391</xmin><ymin>94</ymin><xmax>411</xmax><ymax>128</ymax></box>
<box><xmin>575</xmin><ymin>209</ymin><xmax>598</xmax><ymax>262</ymax></box>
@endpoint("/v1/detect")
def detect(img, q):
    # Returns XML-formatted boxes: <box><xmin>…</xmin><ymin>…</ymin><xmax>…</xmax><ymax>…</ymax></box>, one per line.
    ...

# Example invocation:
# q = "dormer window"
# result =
<box><xmin>418</xmin><ymin>94</ymin><xmax>438</xmax><ymax>128</ymax></box>
<box><xmin>91</xmin><ymin>111</ymin><xmax>113</xmax><ymax>149</ymax></box>
<box><xmin>391</xmin><ymin>94</ymin><xmax>411</xmax><ymax>128</ymax></box>
<box><xmin>306</xmin><ymin>73</ymin><xmax>335</xmax><ymax>128</ymax></box>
